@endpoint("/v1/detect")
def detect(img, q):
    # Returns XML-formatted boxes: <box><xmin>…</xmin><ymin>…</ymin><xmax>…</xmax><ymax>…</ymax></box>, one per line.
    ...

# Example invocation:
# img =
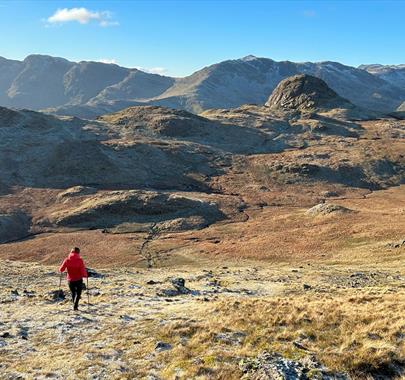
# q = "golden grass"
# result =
<box><xmin>0</xmin><ymin>245</ymin><xmax>404</xmax><ymax>379</ymax></box>
<box><xmin>151</xmin><ymin>290</ymin><xmax>405</xmax><ymax>379</ymax></box>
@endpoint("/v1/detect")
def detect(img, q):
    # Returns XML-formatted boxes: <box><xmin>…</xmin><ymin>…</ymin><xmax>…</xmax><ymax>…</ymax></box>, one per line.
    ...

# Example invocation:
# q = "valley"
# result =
<box><xmin>0</xmin><ymin>73</ymin><xmax>404</xmax><ymax>379</ymax></box>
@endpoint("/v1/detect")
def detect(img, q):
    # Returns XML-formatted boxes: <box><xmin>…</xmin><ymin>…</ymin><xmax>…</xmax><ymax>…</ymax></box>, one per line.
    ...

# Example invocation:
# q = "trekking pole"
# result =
<box><xmin>58</xmin><ymin>272</ymin><xmax>62</xmax><ymax>299</ymax></box>
<box><xmin>87</xmin><ymin>277</ymin><xmax>90</xmax><ymax>310</ymax></box>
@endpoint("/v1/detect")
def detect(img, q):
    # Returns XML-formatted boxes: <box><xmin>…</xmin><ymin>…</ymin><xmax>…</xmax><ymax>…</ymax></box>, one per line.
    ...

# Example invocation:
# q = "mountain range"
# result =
<box><xmin>0</xmin><ymin>54</ymin><xmax>404</xmax><ymax>118</ymax></box>
<box><xmin>1</xmin><ymin>73</ymin><xmax>403</xmax><ymax>243</ymax></box>
<box><xmin>1</xmin><ymin>51</ymin><xmax>404</xmax><ymax>380</ymax></box>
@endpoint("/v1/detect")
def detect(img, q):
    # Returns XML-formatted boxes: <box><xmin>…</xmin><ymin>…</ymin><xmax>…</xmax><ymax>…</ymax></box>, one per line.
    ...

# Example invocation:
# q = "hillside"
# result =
<box><xmin>0</xmin><ymin>76</ymin><xmax>404</xmax><ymax>379</ymax></box>
<box><xmin>0</xmin><ymin>55</ymin><xmax>404</xmax><ymax>119</ymax></box>
<box><xmin>0</xmin><ymin>76</ymin><xmax>403</xmax><ymax>248</ymax></box>
<box><xmin>360</xmin><ymin>64</ymin><xmax>405</xmax><ymax>90</ymax></box>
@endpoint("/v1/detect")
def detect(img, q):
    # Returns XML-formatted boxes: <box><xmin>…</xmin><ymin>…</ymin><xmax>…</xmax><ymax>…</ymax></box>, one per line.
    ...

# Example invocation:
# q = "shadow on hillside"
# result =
<box><xmin>250</xmin><ymin>159</ymin><xmax>404</xmax><ymax>190</ymax></box>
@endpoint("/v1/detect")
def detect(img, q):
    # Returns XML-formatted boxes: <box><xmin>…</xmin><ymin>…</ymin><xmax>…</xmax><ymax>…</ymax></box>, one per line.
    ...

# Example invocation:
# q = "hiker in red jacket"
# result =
<box><xmin>59</xmin><ymin>247</ymin><xmax>88</xmax><ymax>311</ymax></box>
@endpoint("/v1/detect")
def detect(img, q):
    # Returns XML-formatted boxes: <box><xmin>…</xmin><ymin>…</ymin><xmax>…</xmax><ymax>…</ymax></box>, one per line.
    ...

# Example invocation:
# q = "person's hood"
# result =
<box><xmin>68</xmin><ymin>252</ymin><xmax>80</xmax><ymax>259</ymax></box>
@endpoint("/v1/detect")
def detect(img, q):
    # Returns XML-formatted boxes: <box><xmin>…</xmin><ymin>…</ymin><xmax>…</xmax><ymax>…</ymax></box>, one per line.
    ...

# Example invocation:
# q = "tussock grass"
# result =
<box><xmin>152</xmin><ymin>290</ymin><xmax>405</xmax><ymax>379</ymax></box>
<box><xmin>123</xmin><ymin>259</ymin><xmax>405</xmax><ymax>378</ymax></box>
<box><xmin>0</xmin><ymin>256</ymin><xmax>404</xmax><ymax>379</ymax></box>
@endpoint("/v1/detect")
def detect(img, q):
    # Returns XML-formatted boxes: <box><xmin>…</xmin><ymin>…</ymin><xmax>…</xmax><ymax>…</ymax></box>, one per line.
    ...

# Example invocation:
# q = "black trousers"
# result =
<box><xmin>68</xmin><ymin>279</ymin><xmax>83</xmax><ymax>310</ymax></box>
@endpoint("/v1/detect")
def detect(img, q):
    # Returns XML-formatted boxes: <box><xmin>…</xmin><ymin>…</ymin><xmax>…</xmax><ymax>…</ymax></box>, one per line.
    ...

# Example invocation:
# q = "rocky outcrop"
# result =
<box><xmin>98</xmin><ymin>106</ymin><xmax>213</xmax><ymax>138</ymax></box>
<box><xmin>306</xmin><ymin>203</ymin><xmax>352</xmax><ymax>216</ymax></box>
<box><xmin>44</xmin><ymin>190</ymin><xmax>224</xmax><ymax>231</ymax></box>
<box><xmin>266</xmin><ymin>74</ymin><xmax>354</xmax><ymax>112</ymax></box>
<box><xmin>99</xmin><ymin>105</ymin><xmax>286</xmax><ymax>154</ymax></box>
<box><xmin>157</xmin><ymin>277</ymin><xmax>199</xmax><ymax>297</ymax></box>
<box><xmin>240</xmin><ymin>352</ymin><xmax>349</xmax><ymax>379</ymax></box>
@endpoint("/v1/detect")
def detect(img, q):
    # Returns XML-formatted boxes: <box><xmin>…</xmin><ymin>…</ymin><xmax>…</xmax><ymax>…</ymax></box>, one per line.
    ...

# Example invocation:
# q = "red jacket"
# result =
<box><xmin>59</xmin><ymin>252</ymin><xmax>88</xmax><ymax>281</ymax></box>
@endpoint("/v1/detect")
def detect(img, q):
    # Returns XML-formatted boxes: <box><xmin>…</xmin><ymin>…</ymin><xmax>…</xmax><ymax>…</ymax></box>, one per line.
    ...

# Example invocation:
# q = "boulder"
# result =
<box><xmin>155</xmin><ymin>341</ymin><xmax>172</xmax><ymax>352</ymax></box>
<box><xmin>49</xmin><ymin>289</ymin><xmax>65</xmax><ymax>302</ymax></box>
<box><xmin>171</xmin><ymin>277</ymin><xmax>186</xmax><ymax>290</ymax></box>
<box><xmin>86</xmin><ymin>268</ymin><xmax>104</xmax><ymax>278</ymax></box>
<box><xmin>157</xmin><ymin>277</ymin><xmax>199</xmax><ymax>297</ymax></box>
<box><xmin>240</xmin><ymin>351</ymin><xmax>349</xmax><ymax>380</ymax></box>
<box><xmin>306</xmin><ymin>203</ymin><xmax>352</xmax><ymax>216</ymax></box>
<box><xmin>321</xmin><ymin>191</ymin><xmax>339</xmax><ymax>198</ymax></box>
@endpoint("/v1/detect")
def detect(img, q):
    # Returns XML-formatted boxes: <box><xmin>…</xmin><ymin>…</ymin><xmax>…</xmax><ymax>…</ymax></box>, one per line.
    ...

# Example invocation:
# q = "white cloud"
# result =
<box><xmin>46</xmin><ymin>7</ymin><xmax>118</xmax><ymax>27</ymax></box>
<box><xmin>136</xmin><ymin>67</ymin><xmax>168</xmax><ymax>75</ymax></box>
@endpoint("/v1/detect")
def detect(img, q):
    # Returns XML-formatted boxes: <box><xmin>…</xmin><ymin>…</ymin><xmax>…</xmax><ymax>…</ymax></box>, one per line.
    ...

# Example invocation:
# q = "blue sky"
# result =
<box><xmin>0</xmin><ymin>0</ymin><xmax>404</xmax><ymax>76</ymax></box>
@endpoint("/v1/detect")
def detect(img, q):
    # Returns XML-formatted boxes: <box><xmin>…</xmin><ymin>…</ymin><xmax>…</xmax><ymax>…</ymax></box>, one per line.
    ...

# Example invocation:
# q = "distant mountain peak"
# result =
<box><xmin>23</xmin><ymin>54</ymin><xmax>71</xmax><ymax>63</ymax></box>
<box><xmin>240</xmin><ymin>55</ymin><xmax>259</xmax><ymax>62</ymax></box>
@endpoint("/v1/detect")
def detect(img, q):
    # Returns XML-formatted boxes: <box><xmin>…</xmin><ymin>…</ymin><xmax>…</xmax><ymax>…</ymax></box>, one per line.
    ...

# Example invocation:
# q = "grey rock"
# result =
<box><xmin>387</xmin><ymin>239</ymin><xmax>405</xmax><ymax>249</ymax></box>
<box><xmin>321</xmin><ymin>191</ymin><xmax>339</xmax><ymax>198</ymax></box>
<box><xmin>214</xmin><ymin>331</ymin><xmax>246</xmax><ymax>345</ymax></box>
<box><xmin>119</xmin><ymin>315</ymin><xmax>135</xmax><ymax>322</ymax></box>
<box><xmin>158</xmin><ymin>277</ymin><xmax>200</xmax><ymax>297</ymax></box>
<box><xmin>155</xmin><ymin>341</ymin><xmax>172</xmax><ymax>352</ymax></box>
<box><xmin>266</xmin><ymin>74</ymin><xmax>354</xmax><ymax>113</ymax></box>
<box><xmin>293</xmin><ymin>340</ymin><xmax>309</xmax><ymax>351</ymax></box>
<box><xmin>86</xmin><ymin>268</ymin><xmax>104</xmax><ymax>278</ymax></box>
<box><xmin>17</xmin><ymin>327</ymin><xmax>29</xmax><ymax>340</ymax></box>
<box><xmin>22</xmin><ymin>289</ymin><xmax>36</xmax><ymax>298</ymax></box>
<box><xmin>306</xmin><ymin>203</ymin><xmax>352</xmax><ymax>216</ymax></box>
<box><xmin>49</xmin><ymin>289</ymin><xmax>65</xmax><ymax>302</ymax></box>
<box><xmin>171</xmin><ymin>277</ymin><xmax>186</xmax><ymax>290</ymax></box>
<box><xmin>240</xmin><ymin>351</ymin><xmax>350</xmax><ymax>379</ymax></box>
